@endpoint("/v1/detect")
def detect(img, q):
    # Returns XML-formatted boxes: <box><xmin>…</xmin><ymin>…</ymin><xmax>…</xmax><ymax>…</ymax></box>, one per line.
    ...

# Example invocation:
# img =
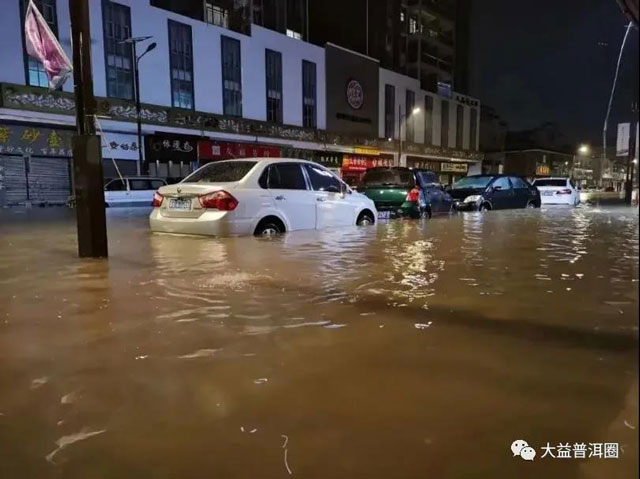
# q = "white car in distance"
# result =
<box><xmin>104</xmin><ymin>176</ymin><xmax>167</xmax><ymax>207</ymax></box>
<box><xmin>149</xmin><ymin>158</ymin><xmax>377</xmax><ymax>236</ymax></box>
<box><xmin>533</xmin><ymin>177</ymin><xmax>580</xmax><ymax>206</ymax></box>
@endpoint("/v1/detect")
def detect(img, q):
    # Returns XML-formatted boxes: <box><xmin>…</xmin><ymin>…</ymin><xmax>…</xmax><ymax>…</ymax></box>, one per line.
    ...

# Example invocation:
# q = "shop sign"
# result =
<box><xmin>198</xmin><ymin>140</ymin><xmax>281</xmax><ymax>161</ymax></box>
<box><xmin>0</xmin><ymin>124</ymin><xmax>73</xmax><ymax>157</ymax></box>
<box><xmin>407</xmin><ymin>159</ymin><xmax>440</xmax><ymax>171</ymax></box>
<box><xmin>342</xmin><ymin>154</ymin><xmax>393</xmax><ymax>172</ymax></box>
<box><xmin>441</xmin><ymin>162</ymin><xmax>468</xmax><ymax>173</ymax></box>
<box><xmin>101</xmin><ymin>133</ymin><xmax>139</xmax><ymax>160</ymax></box>
<box><xmin>354</xmin><ymin>146</ymin><xmax>379</xmax><ymax>156</ymax></box>
<box><xmin>346</xmin><ymin>80</ymin><xmax>364</xmax><ymax>110</ymax></box>
<box><xmin>145</xmin><ymin>133</ymin><xmax>199</xmax><ymax>162</ymax></box>
<box><xmin>536</xmin><ymin>164</ymin><xmax>550</xmax><ymax>176</ymax></box>
<box><xmin>313</xmin><ymin>151</ymin><xmax>343</xmax><ymax>169</ymax></box>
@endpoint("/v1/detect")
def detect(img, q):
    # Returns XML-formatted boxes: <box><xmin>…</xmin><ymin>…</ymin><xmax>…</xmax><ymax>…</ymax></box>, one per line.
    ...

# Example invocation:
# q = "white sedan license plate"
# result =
<box><xmin>169</xmin><ymin>198</ymin><xmax>191</xmax><ymax>210</ymax></box>
<box><xmin>542</xmin><ymin>191</ymin><xmax>554</xmax><ymax>196</ymax></box>
<box><xmin>378</xmin><ymin>211</ymin><xmax>391</xmax><ymax>220</ymax></box>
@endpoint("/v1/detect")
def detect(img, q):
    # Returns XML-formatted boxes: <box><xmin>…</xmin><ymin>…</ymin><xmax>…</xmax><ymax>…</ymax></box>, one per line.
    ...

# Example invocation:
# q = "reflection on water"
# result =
<box><xmin>0</xmin><ymin>205</ymin><xmax>638</xmax><ymax>478</ymax></box>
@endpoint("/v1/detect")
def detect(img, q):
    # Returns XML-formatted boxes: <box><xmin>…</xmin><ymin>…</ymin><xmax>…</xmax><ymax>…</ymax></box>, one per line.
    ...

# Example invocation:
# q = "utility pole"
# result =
<box><xmin>69</xmin><ymin>0</ymin><xmax>108</xmax><ymax>258</ymax></box>
<box><xmin>397</xmin><ymin>103</ymin><xmax>402</xmax><ymax>166</ymax></box>
<box><xmin>133</xmin><ymin>41</ymin><xmax>142</xmax><ymax>176</ymax></box>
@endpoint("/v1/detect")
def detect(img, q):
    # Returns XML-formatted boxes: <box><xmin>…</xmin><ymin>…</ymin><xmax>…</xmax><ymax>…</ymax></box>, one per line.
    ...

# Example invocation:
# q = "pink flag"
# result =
<box><xmin>24</xmin><ymin>0</ymin><xmax>72</xmax><ymax>89</ymax></box>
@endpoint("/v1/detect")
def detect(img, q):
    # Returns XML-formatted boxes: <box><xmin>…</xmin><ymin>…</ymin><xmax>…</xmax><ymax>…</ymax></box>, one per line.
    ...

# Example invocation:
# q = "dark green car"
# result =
<box><xmin>359</xmin><ymin>167</ymin><xmax>454</xmax><ymax>220</ymax></box>
<box><xmin>358</xmin><ymin>168</ymin><xmax>418</xmax><ymax>219</ymax></box>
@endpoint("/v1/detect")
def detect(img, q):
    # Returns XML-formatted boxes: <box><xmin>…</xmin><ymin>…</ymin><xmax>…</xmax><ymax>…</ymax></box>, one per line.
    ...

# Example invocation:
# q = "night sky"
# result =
<box><xmin>469</xmin><ymin>0</ymin><xmax>639</xmax><ymax>145</ymax></box>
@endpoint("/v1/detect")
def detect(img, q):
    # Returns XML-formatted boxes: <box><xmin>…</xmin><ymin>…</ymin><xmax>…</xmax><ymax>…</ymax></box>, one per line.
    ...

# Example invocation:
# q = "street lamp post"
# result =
<box><xmin>396</xmin><ymin>104</ymin><xmax>421</xmax><ymax>166</ymax></box>
<box><xmin>120</xmin><ymin>36</ymin><xmax>156</xmax><ymax>176</ymax></box>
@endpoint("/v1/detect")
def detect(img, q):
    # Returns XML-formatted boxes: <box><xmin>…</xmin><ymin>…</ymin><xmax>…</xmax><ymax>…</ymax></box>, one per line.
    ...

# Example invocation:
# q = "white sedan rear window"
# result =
<box><xmin>534</xmin><ymin>179</ymin><xmax>567</xmax><ymax>187</ymax></box>
<box><xmin>185</xmin><ymin>161</ymin><xmax>257</xmax><ymax>183</ymax></box>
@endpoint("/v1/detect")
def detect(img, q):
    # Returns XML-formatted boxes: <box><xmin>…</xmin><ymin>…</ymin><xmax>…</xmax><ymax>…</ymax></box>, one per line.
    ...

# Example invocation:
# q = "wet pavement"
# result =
<box><xmin>0</xmin><ymin>204</ymin><xmax>638</xmax><ymax>478</ymax></box>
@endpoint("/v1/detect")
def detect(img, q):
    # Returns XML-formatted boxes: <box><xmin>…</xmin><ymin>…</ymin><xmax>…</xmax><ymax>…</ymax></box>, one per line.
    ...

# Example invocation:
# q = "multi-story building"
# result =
<box><xmin>0</xmin><ymin>0</ymin><xmax>480</xmax><ymax>207</ymax></box>
<box><xmin>308</xmin><ymin>0</ymin><xmax>468</xmax><ymax>94</ymax></box>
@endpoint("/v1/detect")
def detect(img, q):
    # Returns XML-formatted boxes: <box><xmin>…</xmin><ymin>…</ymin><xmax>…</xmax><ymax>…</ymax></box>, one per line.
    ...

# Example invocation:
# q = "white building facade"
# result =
<box><xmin>0</xmin><ymin>0</ymin><xmax>481</xmax><ymax>207</ymax></box>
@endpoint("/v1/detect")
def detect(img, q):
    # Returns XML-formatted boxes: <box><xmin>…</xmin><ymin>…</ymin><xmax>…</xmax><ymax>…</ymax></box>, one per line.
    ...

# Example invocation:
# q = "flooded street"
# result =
<box><xmin>0</xmin><ymin>205</ymin><xmax>638</xmax><ymax>478</ymax></box>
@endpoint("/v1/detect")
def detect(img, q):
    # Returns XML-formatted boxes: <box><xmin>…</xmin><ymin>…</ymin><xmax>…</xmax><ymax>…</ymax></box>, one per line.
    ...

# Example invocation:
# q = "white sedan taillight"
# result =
<box><xmin>198</xmin><ymin>191</ymin><xmax>239</xmax><ymax>211</ymax></box>
<box><xmin>152</xmin><ymin>191</ymin><xmax>164</xmax><ymax>207</ymax></box>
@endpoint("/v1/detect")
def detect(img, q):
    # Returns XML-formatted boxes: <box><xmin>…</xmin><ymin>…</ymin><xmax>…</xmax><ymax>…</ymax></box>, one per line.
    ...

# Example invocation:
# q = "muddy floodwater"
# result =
<box><xmin>0</xmin><ymin>205</ymin><xmax>638</xmax><ymax>478</ymax></box>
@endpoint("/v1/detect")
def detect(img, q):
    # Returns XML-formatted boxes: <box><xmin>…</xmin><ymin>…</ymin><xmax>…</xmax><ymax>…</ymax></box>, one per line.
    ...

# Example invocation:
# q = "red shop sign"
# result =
<box><xmin>198</xmin><ymin>140</ymin><xmax>281</xmax><ymax>161</ymax></box>
<box><xmin>341</xmin><ymin>154</ymin><xmax>393</xmax><ymax>172</ymax></box>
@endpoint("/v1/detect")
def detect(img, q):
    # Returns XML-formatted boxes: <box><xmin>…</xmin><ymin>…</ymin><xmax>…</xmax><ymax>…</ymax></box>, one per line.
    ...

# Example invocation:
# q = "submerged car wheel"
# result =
<box><xmin>420</xmin><ymin>207</ymin><xmax>432</xmax><ymax>219</ymax></box>
<box><xmin>254</xmin><ymin>218</ymin><xmax>284</xmax><ymax>237</ymax></box>
<box><xmin>357</xmin><ymin>211</ymin><xmax>375</xmax><ymax>226</ymax></box>
<box><xmin>526</xmin><ymin>201</ymin><xmax>537</xmax><ymax>209</ymax></box>
<box><xmin>479</xmin><ymin>203</ymin><xmax>491</xmax><ymax>212</ymax></box>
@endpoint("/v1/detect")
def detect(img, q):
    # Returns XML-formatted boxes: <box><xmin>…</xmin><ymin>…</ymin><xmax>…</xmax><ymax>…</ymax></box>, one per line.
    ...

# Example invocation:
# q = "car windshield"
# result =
<box><xmin>416</xmin><ymin>171</ymin><xmax>438</xmax><ymax>185</ymax></box>
<box><xmin>452</xmin><ymin>176</ymin><xmax>493</xmax><ymax>189</ymax></box>
<box><xmin>184</xmin><ymin>161</ymin><xmax>257</xmax><ymax>183</ymax></box>
<box><xmin>361</xmin><ymin>169</ymin><xmax>414</xmax><ymax>187</ymax></box>
<box><xmin>534</xmin><ymin>179</ymin><xmax>567</xmax><ymax>187</ymax></box>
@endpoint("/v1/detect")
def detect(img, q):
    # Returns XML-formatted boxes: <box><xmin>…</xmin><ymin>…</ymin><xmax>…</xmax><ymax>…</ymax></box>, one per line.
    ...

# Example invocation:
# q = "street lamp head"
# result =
<box><xmin>119</xmin><ymin>35</ymin><xmax>153</xmax><ymax>44</ymax></box>
<box><xmin>577</xmin><ymin>144</ymin><xmax>590</xmax><ymax>155</ymax></box>
<box><xmin>387</xmin><ymin>137</ymin><xmax>392</xmax><ymax>142</ymax></box>
<box><xmin>412</xmin><ymin>107</ymin><xmax>421</xmax><ymax>115</ymax></box>
<box><xmin>144</xmin><ymin>42</ymin><xmax>157</xmax><ymax>55</ymax></box>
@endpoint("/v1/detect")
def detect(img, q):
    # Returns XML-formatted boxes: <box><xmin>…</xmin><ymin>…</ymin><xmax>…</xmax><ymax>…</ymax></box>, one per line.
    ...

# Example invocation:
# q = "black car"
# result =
<box><xmin>449</xmin><ymin>175</ymin><xmax>541</xmax><ymax>211</ymax></box>
<box><xmin>359</xmin><ymin>167</ymin><xmax>453</xmax><ymax>219</ymax></box>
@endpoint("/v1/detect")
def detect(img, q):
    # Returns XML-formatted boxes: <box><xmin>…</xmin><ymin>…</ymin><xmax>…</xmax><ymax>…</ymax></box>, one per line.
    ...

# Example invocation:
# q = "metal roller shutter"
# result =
<box><xmin>0</xmin><ymin>156</ymin><xmax>28</xmax><ymax>207</ymax></box>
<box><xmin>27</xmin><ymin>157</ymin><xmax>71</xmax><ymax>206</ymax></box>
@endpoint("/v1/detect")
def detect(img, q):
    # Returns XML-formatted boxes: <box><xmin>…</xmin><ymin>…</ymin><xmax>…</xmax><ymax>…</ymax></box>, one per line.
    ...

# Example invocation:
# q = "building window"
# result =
<box><xmin>265</xmin><ymin>49</ymin><xmax>283</xmax><ymax>123</ymax></box>
<box><xmin>302</xmin><ymin>60</ymin><xmax>316</xmax><ymax>128</ymax></box>
<box><xmin>409</xmin><ymin>16</ymin><xmax>418</xmax><ymax>34</ymax></box>
<box><xmin>21</xmin><ymin>0</ymin><xmax>58</xmax><ymax>87</ymax></box>
<box><xmin>168</xmin><ymin>20</ymin><xmax>194</xmax><ymax>109</ymax></box>
<box><xmin>221</xmin><ymin>35</ymin><xmax>242</xmax><ymax>116</ymax></box>
<box><xmin>286</xmin><ymin>29</ymin><xmax>302</xmax><ymax>40</ymax></box>
<box><xmin>405</xmin><ymin>90</ymin><xmax>415</xmax><ymax>143</ymax></box>
<box><xmin>102</xmin><ymin>1</ymin><xmax>133</xmax><ymax>100</ymax></box>
<box><xmin>424</xmin><ymin>95</ymin><xmax>434</xmax><ymax>145</ymax></box>
<box><xmin>441</xmin><ymin>100</ymin><xmax>449</xmax><ymax>147</ymax></box>
<box><xmin>470</xmin><ymin>107</ymin><xmax>478</xmax><ymax>151</ymax></box>
<box><xmin>384</xmin><ymin>84</ymin><xmax>395</xmax><ymax>139</ymax></box>
<box><xmin>205</xmin><ymin>2</ymin><xmax>229</xmax><ymax>28</ymax></box>
<box><xmin>456</xmin><ymin>105</ymin><xmax>464</xmax><ymax>149</ymax></box>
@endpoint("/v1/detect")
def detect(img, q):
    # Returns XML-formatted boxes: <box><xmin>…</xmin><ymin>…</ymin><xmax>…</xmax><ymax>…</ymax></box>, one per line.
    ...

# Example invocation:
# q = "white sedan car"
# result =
<box><xmin>149</xmin><ymin>158</ymin><xmax>377</xmax><ymax>236</ymax></box>
<box><xmin>533</xmin><ymin>177</ymin><xmax>580</xmax><ymax>206</ymax></box>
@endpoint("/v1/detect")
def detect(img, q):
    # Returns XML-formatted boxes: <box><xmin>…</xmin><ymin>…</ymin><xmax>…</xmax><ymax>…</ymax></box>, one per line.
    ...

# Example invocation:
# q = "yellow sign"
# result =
<box><xmin>354</xmin><ymin>147</ymin><xmax>380</xmax><ymax>156</ymax></box>
<box><xmin>536</xmin><ymin>164</ymin><xmax>550</xmax><ymax>176</ymax></box>
<box><xmin>441</xmin><ymin>162</ymin><xmax>468</xmax><ymax>173</ymax></box>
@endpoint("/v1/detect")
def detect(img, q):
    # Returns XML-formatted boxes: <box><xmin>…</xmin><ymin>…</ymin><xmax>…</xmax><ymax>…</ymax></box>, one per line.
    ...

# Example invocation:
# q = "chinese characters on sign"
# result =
<box><xmin>0</xmin><ymin>124</ymin><xmax>73</xmax><ymax>157</ymax></box>
<box><xmin>144</xmin><ymin>134</ymin><xmax>201</xmax><ymax>163</ymax></box>
<box><xmin>341</xmin><ymin>155</ymin><xmax>393</xmax><ymax>172</ymax></box>
<box><xmin>155</xmin><ymin>139</ymin><xmax>194</xmax><ymax>154</ymax></box>
<box><xmin>198</xmin><ymin>140</ymin><xmax>281</xmax><ymax>162</ymax></box>
<box><xmin>440</xmin><ymin>162</ymin><xmax>468</xmax><ymax>173</ymax></box>
<box><xmin>106</xmin><ymin>141</ymin><xmax>139</xmax><ymax>152</ymax></box>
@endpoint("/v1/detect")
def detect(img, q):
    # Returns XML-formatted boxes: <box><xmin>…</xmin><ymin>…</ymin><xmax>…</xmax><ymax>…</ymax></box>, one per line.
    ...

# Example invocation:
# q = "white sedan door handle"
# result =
<box><xmin>316</xmin><ymin>197</ymin><xmax>326</xmax><ymax>202</ymax></box>
<box><xmin>275</xmin><ymin>195</ymin><xmax>285</xmax><ymax>201</ymax></box>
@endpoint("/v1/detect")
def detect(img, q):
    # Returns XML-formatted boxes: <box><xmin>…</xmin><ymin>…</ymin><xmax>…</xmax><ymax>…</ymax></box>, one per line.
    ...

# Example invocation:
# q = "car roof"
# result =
<box><xmin>207</xmin><ymin>158</ymin><xmax>319</xmax><ymax>166</ymax></box>
<box><xmin>108</xmin><ymin>176</ymin><xmax>165</xmax><ymax>180</ymax></box>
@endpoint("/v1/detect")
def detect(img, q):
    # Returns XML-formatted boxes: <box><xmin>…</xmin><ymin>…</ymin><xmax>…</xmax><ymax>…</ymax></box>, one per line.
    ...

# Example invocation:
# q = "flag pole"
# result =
<box><xmin>69</xmin><ymin>0</ymin><xmax>108</xmax><ymax>258</ymax></box>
